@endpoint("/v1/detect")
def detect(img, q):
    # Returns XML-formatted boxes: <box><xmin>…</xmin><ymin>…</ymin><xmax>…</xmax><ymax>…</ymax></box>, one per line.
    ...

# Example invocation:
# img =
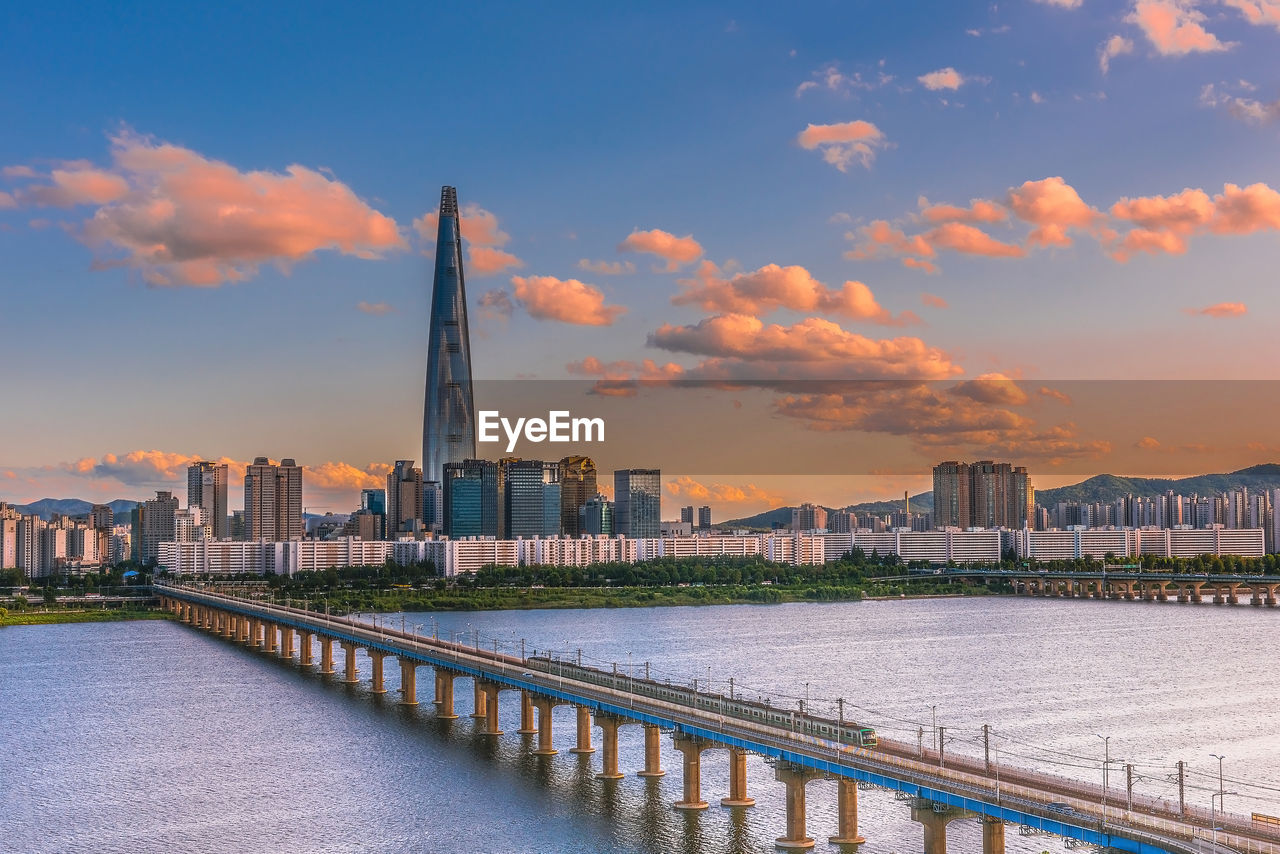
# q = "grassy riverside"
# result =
<box><xmin>0</xmin><ymin>608</ymin><xmax>173</xmax><ymax>627</ymax></box>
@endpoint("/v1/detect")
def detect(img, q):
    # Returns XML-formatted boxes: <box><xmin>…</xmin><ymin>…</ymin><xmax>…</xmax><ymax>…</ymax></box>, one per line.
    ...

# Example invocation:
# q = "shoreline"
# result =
<box><xmin>0</xmin><ymin>609</ymin><xmax>173</xmax><ymax>628</ymax></box>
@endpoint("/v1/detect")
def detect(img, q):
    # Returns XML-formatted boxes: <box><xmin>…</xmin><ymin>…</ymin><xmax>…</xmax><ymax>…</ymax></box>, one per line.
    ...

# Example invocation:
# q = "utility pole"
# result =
<box><xmin>838</xmin><ymin>697</ymin><xmax>845</xmax><ymax>729</ymax></box>
<box><xmin>983</xmin><ymin>724</ymin><xmax>991</xmax><ymax>773</ymax></box>
<box><xmin>1126</xmin><ymin>763</ymin><xmax>1134</xmax><ymax>813</ymax></box>
<box><xmin>918</xmin><ymin>726</ymin><xmax>924</xmax><ymax>759</ymax></box>
<box><xmin>938</xmin><ymin>726</ymin><xmax>946</xmax><ymax>766</ymax></box>
<box><xmin>1177</xmin><ymin>761</ymin><xmax>1186</xmax><ymax>816</ymax></box>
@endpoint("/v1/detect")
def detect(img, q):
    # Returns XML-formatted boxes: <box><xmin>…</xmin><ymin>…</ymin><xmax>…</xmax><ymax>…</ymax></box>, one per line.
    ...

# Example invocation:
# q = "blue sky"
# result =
<box><xmin>2</xmin><ymin>0</ymin><xmax>1279</xmax><ymax>514</ymax></box>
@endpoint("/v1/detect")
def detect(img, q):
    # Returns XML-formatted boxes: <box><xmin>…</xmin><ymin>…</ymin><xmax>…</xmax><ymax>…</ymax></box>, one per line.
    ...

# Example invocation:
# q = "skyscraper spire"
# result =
<box><xmin>423</xmin><ymin>186</ymin><xmax>476</xmax><ymax>486</ymax></box>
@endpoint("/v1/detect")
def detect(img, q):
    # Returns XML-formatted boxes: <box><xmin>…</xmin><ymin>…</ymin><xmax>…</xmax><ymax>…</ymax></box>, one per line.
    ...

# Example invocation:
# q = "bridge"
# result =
<box><xmin>156</xmin><ymin>583</ymin><xmax>1274</xmax><ymax>854</ymax></box>
<box><xmin>880</xmin><ymin>570</ymin><xmax>1280</xmax><ymax>607</ymax></box>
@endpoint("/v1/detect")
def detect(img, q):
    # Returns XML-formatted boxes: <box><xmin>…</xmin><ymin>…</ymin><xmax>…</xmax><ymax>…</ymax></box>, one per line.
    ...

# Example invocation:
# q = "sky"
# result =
<box><xmin>2</xmin><ymin>0</ymin><xmax>1279</xmax><ymax>518</ymax></box>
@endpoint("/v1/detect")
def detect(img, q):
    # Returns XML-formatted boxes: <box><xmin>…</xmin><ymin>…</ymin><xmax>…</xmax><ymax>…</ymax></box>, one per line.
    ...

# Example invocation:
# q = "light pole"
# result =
<box><xmin>1211</xmin><ymin>790</ymin><xmax>1238</xmax><ymax>848</ymax></box>
<box><xmin>1095</xmin><ymin>734</ymin><xmax>1111</xmax><ymax>831</ymax></box>
<box><xmin>1210</xmin><ymin>753</ymin><xmax>1226</xmax><ymax>815</ymax></box>
<box><xmin>932</xmin><ymin>704</ymin><xmax>938</xmax><ymax>753</ymax></box>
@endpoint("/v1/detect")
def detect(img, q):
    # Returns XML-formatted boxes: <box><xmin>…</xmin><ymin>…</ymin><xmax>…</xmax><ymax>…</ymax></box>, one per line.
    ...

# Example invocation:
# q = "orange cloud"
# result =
<box><xmin>577</xmin><ymin>258</ymin><xmax>635</xmax><ymax>275</ymax></box>
<box><xmin>305</xmin><ymin>461</ymin><xmax>393</xmax><ymax>492</ymax></box>
<box><xmin>64</xmin><ymin>450</ymin><xmax>249</xmax><ymax>485</ymax></box>
<box><xmin>467</xmin><ymin>246</ymin><xmax>523</xmax><ymax>276</ymax></box>
<box><xmin>18</xmin><ymin>168</ymin><xmax>130</xmax><ymax>207</ymax></box>
<box><xmin>921</xmin><ymin>293</ymin><xmax>949</xmax><ymax>308</ymax></box>
<box><xmin>1038</xmin><ymin>386</ymin><xmax>1073</xmax><ymax>405</ymax></box>
<box><xmin>356</xmin><ymin>301</ymin><xmax>393</xmax><ymax>315</ymax></box>
<box><xmin>925</xmin><ymin>222</ymin><xmax>1026</xmax><ymax>257</ymax></box>
<box><xmin>565</xmin><ymin>356</ymin><xmax>685</xmax><ymax>396</ymax></box>
<box><xmin>951</xmin><ymin>373</ymin><xmax>1030</xmax><ymax>406</ymax></box>
<box><xmin>796</xmin><ymin>120</ymin><xmax>888</xmax><ymax>171</ymax></box>
<box><xmin>648</xmin><ymin>314</ymin><xmax>962</xmax><ymax>380</ymax></box>
<box><xmin>1126</xmin><ymin>0</ymin><xmax>1233</xmax><ymax>55</ymax></box>
<box><xmin>1136</xmin><ymin>436</ymin><xmax>1163</xmax><ymax>449</ymax></box>
<box><xmin>1185</xmin><ymin>302</ymin><xmax>1248</xmax><ymax>317</ymax></box>
<box><xmin>1110</xmin><ymin>182</ymin><xmax>1280</xmax><ymax>258</ymax></box>
<box><xmin>1224</xmin><ymin>0</ymin><xmax>1280</xmax><ymax>29</ymax></box>
<box><xmin>917</xmin><ymin>67</ymin><xmax>966</xmax><ymax>90</ymax></box>
<box><xmin>665</xmin><ymin>476</ymin><xmax>786</xmax><ymax>506</ymax></box>
<box><xmin>673</xmin><ymin>262</ymin><xmax>919</xmax><ymax>325</ymax></box>
<box><xmin>413</xmin><ymin>203</ymin><xmax>510</xmax><ymax>247</ymax></box>
<box><xmin>917</xmin><ymin>197</ymin><xmax>1008</xmax><ymax>224</ymax></box>
<box><xmin>1006</xmin><ymin>177</ymin><xmax>1104</xmax><ymax>248</ymax></box>
<box><xmin>617</xmin><ymin>228</ymin><xmax>703</xmax><ymax>271</ymax></box>
<box><xmin>510</xmin><ymin>275</ymin><xmax>627</xmax><ymax>325</ymax></box>
<box><xmin>1099</xmin><ymin>35</ymin><xmax>1135</xmax><ymax>73</ymax></box>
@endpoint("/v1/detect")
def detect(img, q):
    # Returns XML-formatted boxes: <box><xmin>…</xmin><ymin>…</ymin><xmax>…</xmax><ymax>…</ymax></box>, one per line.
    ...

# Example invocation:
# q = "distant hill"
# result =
<box><xmin>10</xmin><ymin>497</ymin><xmax>141</xmax><ymax>520</ymax></box>
<box><xmin>722</xmin><ymin>465</ymin><xmax>1280</xmax><ymax>528</ymax></box>
<box><xmin>1034</xmin><ymin>464</ymin><xmax>1280</xmax><ymax>506</ymax></box>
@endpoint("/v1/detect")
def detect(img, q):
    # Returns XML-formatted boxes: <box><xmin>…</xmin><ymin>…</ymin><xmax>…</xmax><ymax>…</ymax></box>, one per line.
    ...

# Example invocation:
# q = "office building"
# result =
<box><xmin>680</xmin><ymin>506</ymin><xmax>694</xmax><ymax>525</ymax></box>
<box><xmin>187</xmin><ymin>461</ymin><xmax>229</xmax><ymax>540</ymax></box>
<box><xmin>443</xmin><ymin>459</ymin><xmax>500</xmax><ymax>537</ymax></box>
<box><xmin>614</xmin><ymin>469</ymin><xmax>660</xmax><ymax>539</ymax></box>
<box><xmin>698</xmin><ymin>505</ymin><xmax>712</xmax><ymax>529</ymax></box>
<box><xmin>244</xmin><ymin>457</ymin><xmax>304</xmax><ymax>541</ymax></box>
<box><xmin>423</xmin><ymin>185</ymin><xmax>476</xmax><ymax>485</ymax></box>
<box><xmin>580</xmin><ymin>494</ymin><xmax>614</xmax><ymax>536</ymax></box>
<box><xmin>504</xmin><ymin>459</ymin><xmax>561</xmax><ymax>538</ymax></box>
<box><xmin>386</xmin><ymin>461</ymin><xmax>425</xmax><ymax>537</ymax></box>
<box><xmin>136</xmin><ymin>490</ymin><xmax>179</xmax><ymax>565</ymax></box>
<box><xmin>559</xmin><ymin>455</ymin><xmax>597</xmax><ymax>537</ymax></box>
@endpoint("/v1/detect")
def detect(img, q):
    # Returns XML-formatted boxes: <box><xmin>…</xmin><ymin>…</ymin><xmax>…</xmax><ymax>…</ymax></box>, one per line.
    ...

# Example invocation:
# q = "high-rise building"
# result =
<box><xmin>559</xmin><ymin>455</ymin><xmax>597</xmax><ymax>537</ymax></box>
<box><xmin>386</xmin><ymin>461</ymin><xmax>425</xmax><ymax>538</ymax></box>
<box><xmin>504</xmin><ymin>459</ymin><xmax>561</xmax><ymax>538</ymax></box>
<box><xmin>244</xmin><ymin>458</ymin><xmax>304</xmax><ymax>541</ymax></box>
<box><xmin>614</xmin><ymin>469</ymin><xmax>660</xmax><ymax>539</ymax></box>
<box><xmin>174</xmin><ymin>507</ymin><xmax>211</xmax><ymax>542</ymax></box>
<box><xmin>680</xmin><ymin>506</ymin><xmax>694</xmax><ymax>525</ymax></box>
<box><xmin>697</xmin><ymin>505</ymin><xmax>712</xmax><ymax>529</ymax></box>
<box><xmin>580</xmin><ymin>494</ymin><xmax>614</xmax><ymax>536</ymax></box>
<box><xmin>791</xmin><ymin>503</ymin><xmax>828</xmax><ymax>532</ymax></box>
<box><xmin>136</xmin><ymin>490</ymin><xmax>179</xmax><ymax>565</ymax></box>
<box><xmin>934</xmin><ymin>460</ymin><xmax>1033</xmax><ymax>529</ymax></box>
<box><xmin>934</xmin><ymin>461</ymin><xmax>972</xmax><ymax>528</ymax></box>
<box><xmin>423</xmin><ymin>185</ymin><xmax>476</xmax><ymax>485</ymax></box>
<box><xmin>443</xmin><ymin>459</ymin><xmax>500</xmax><ymax>537</ymax></box>
<box><xmin>361</xmin><ymin>489</ymin><xmax>387</xmax><ymax>516</ymax></box>
<box><xmin>187</xmin><ymin>461</ymin><xmax>229</xmax><ymax>539</ymax></box>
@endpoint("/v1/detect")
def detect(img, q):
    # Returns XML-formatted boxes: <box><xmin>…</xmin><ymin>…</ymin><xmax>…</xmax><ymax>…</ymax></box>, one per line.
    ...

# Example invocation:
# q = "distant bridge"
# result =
<box><xmin>876</xmin><ymin>570</ymin><xmax>1280</xmax><ymax>606</ymax></box>
<box><xmin>156</xmin><ymin>584</ymin><xmax>1275</xmax><ymax>854</ymax></box>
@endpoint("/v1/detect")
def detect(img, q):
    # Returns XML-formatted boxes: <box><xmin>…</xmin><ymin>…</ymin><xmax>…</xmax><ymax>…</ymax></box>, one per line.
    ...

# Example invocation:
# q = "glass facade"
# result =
<box><xmin>423</xmin><ymin>186</ymin><xmax>476</xmax><ymax>485</ymax></box>
<box><xmin>613</xmin><ymin>469</ymin><xmax>660</xmax><ymax>539</ymax></box>
<box><xmin>443</xmin><ymin>459</ymin><xmax>499</xmax><ymax>538</ymax></box>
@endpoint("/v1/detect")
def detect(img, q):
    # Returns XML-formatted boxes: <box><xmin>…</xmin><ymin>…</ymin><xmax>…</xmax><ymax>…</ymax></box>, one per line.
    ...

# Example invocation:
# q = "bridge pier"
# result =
<box><xmin>319</xmin><ymin>638</ymin><xmax>335</xmax><ymax>673</ymax></box>
<box><xmin>220</xmin><ymin>613</ymin><xmax>233</xmax><ymax>638</ymax></box>
<box><xmin>828</xmin><ymin>778</ymin><xmax>865</xmax><ymax>845</ymax></box>
<box><xmin>472</xmin><ymin>680</ymin><xmax>487</xmax><ymax>719</ymax></box>
<box><xmin>369</xmin><ymin>650</ymin><xmax>388</xmax><ymax>694</ymax></box>
<box><xmin>637</xmin><ymin>723</ymin><xmax>665</xmax><ymax>777</ymax></box>
<box><xmin>279</xmin><ymin>626</ymin><xmax>294</xmax><ymax>660</ymax></box>
<box><xmin>910</xmin><ymin>801</ymin><xmax>972</xmax><ymax>854</ymax></box>
<box><xmin>595</xmin><ymin>714</ymin><xmax>624</xmax><ymax>779</ymax></box>
<box><xmin>721</xmin><ymin>746</ymin><xmax>754</xmax><ymax>807</ymax></box>
<box><xmin>398</xmin><ymin>659</ymin><xmax>418</xmax><ymax>705</ymax></box>
<box><xmin>517</xmin><ymin>690</ymin><xmax>537</xmax><ymax>734</ymax></box>
<box><xmin>480</xmin><ymin>681</ymin><xmax>502</xmax><ymax>735</ymax></box>
<box><xmin>774</xmin><ymin>762</ymin><xmax>820</xmax><ymax>849</ymax></box>
<box><xmin>340</xmin><ymin>641</ymin><xmax>358</xmax><ymax>683</ymax></box>
<box><xmin>981</xmin><ymin>815</ymin><xmax>1006</xmax><ymax>854</ymax></box>
<box><xmin>570</xmin><ymin>706</ymin><xmax>595</xmax><ymax>754</ymax></box>
<box><xmin>435</xmin><ymin>671</ymin><xmax>457</xmax><ymax>719</ymax></box>
<box><xmin>299</xmin><ymin>632</ymin><xmax>314</xmax><ymax>666</ymax></box>
<box><xmin>532</xmin><ymin>697</ymin><xmax>557</xmax><ymax>755</ymax></box>
<box><xmin>672</xmin><ymin>735</ymin><xmax>708</xmax><ymax>810</ymax></box>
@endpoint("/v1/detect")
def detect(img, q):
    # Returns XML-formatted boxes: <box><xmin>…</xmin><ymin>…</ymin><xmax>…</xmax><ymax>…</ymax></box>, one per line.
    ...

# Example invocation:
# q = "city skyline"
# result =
<box><xmin>4</xmin><ymin>2</ymin><xmax>1280</xmax><ymax>516</ymax></box>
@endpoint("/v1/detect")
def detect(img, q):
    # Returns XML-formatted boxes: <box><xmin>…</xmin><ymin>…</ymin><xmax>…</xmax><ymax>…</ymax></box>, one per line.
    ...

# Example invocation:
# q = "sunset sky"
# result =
<box><xmin>2</xmin><ymin>1</ymin><xmax>1279</xmax><ymax>517</ymax></box>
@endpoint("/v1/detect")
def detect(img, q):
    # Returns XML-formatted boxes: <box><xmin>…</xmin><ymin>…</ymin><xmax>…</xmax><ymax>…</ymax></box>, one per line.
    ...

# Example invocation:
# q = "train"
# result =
<box><xmin>523</xmin><ymin>655</ymin><xmax>878</xmax><ymax>749</ymax></box>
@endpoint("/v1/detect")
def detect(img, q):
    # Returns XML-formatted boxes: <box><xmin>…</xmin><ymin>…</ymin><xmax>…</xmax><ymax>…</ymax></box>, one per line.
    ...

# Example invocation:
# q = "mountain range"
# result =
<box><xmin>723</xmin><ymin>464</ymin><xmax>1280</xmax><ymax>529</ymax></box>
<box><xmin>8</xmin><ymin>497</ymin><xmax>141</xmax><ymax>520</ymax></box>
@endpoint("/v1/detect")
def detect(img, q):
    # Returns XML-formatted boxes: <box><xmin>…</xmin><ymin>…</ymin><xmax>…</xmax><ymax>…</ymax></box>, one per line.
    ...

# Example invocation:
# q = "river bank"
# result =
<box><xmin>0</xmin><ymin>609</ymin><xmax>173</xmax><ymax>628</ymax></box>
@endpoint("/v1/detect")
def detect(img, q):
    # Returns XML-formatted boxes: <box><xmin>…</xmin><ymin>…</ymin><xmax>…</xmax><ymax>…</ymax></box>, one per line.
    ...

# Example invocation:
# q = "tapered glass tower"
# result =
<box><xmin>423</xmin><ymin>186</ymin><xmax>476</xmax><ymax>485</ymax></box>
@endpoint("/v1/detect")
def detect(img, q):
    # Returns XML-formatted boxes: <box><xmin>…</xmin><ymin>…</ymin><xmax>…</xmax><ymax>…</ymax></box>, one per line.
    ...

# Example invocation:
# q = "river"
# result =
<box><xmin>2</xmin><ymin>597</ymin><xmax>1278</xmax><ymax>853</ymax></box>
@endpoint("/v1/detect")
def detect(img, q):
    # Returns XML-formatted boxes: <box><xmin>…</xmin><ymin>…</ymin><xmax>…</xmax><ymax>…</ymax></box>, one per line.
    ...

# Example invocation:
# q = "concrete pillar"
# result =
<box><xmin>571</xmin><ymin>706</ymin><xmax>595</xmax><ymax>754</ymax></box>
<box><xmin>238</xmin><ymin>617</ymin><xmax>250</xmax><ymax>643</ymax></box>
<box><xmin>721</xmin><ymin>746</ymin><xmax>754</xmax><ymax>807</ymax></box>
<box><xmin>532</xmin><ymin>698</ymin><xmax>557</xmax><ymax>755</ymax></box>
<box><xmin>637</xmin><ymin>724</ymin><xmax>665</xmax><ymax>777</ymax></box>
<box><xmin>829</xmin><ymin>778</ymin><xmax>866</xmax><ymax>845</ymax></box>
<box><xmin>435</xmin><ymin>671</ymin><xmax>457</xmax><ymax>719</ymax></box>
<box><xmin>472</xmin><ymin>680</ymin><xmax>487</xmax><ymax>718</ymax></box>
<box><xmin>517</xmin><ymin>690</ymin><xmax>537</xmax><ymax>734</ymax></box>
<box><xmin>911</xmin><ymin>803</ymin><xmax>968</xmax><ymax>854</ymax></box>
<box><xmin>672</xmin><ymin>735</ymin><xmax>708</xmax><ymax>810</ymax></box>
<box><xmin>596</xmin><ymin>715</ymin><xmax>624</xmax><ymax>779</ymax></box>
<box><xmin>981</xmin><ymin>816</ymin><xmax>1005</xmax><ymax>854</ymax></box>
<box><xmin>220</xmin><ymin>613</ymin><xmax>233</xmax><ymax>638</ymax></box>
<box><xmin>299</xmin><ymin>632</ymin><xmax>314</xmax><ymax>666</ymax></box>
<box><xmin>400</xmin><ymin>659</ymin><xmax>418</xmax><ymax>705</ymax></box>
<box><xmin>319</xmin><ymin>638</ymin><xmax>335</xmax><ymax>673</ymax></box>
<box><xmin>481</xmin><ymin>682</ymin><xmax>502</xmax><ymax>736</ymax></box>
<box><xmin>279</xmin><ymin>626</ymin><xmax>294</xmax><ymax>660</ymax></box>
<box><xmin>774</xmin><ymin>763</ymin><xmax>819</xmax><ymax>849</ymax></box>
<box><xmin>265</xmin><ymin>624</ymin><xmax>279</xmax><ymax>654</ymax></box>
<box><xmin>369</xmin><ymin>651</ymin><xmax>388</xmax><ymax>694</ymax></box>
<box><xmin>340</xmin><ymin>641</ymin><xmax>358</xmax><ymax>684</ymax></box>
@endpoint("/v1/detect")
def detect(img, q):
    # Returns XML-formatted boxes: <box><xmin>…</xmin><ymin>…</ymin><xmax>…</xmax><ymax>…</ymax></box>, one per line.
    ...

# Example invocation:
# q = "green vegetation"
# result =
<box><xmin>0</xmin><ymin>608</ymin><xmax>171</xmax><ymax>627</ymax></box>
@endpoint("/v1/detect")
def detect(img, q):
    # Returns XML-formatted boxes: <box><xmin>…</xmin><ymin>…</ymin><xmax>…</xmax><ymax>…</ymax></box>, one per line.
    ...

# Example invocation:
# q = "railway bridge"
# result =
<box><xmin>156</xmin><ymin>584</ymin><xmax>1271</xmax><ymax>854</ymax></box>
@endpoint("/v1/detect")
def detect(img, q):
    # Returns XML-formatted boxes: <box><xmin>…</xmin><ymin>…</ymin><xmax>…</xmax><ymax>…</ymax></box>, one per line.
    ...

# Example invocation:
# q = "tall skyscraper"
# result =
<box><xmin>503</xmin><ymin>459</ymin><xmax>561</xmax><ymax>538</ymax></box>
<box><xmin>933</xmin><ymin>460</ymin><xmax>1033</xmax><ymax>530</ymax></box>
<box><xmin>386</xmin><ymin>461</ymin><xmax>424</xmax><ymax>537</ymax></box>
<box><xmin>443</xmin><ymin>459</ymin><xmax>500</xmax><ymax>537</ymax></box>
<box><xmin>559</xmin><ymin>455</ymin><xmax>597</xmax><ymax>537</ymax></box>
<box><xmin>697</xmin><ymin>505</ymin><xmax>712</xmax><ymax>529</ymax></box>
<box><xmin>423</xmin><ymin>185</ymin><xmax>476</xmax><ymax>486</ymax></box>
<box><xmin>614</xmin><ymin>469</ymin><xmax>661</xmax><ymax>539</ymax></box>
<box><xmin>933</xmin><ymin>461</ymin><xmax>972</xmax><ymax>528</ymax></box>
<box><xmin>680</xmin><ymin>506</ymin><xmax>694</xmax><ymax>525</ymax></box>
<box><xmin>188</xmin><ymin>461</ymin><xmax>229</xmax><ymax>540</ymax></box>
<box><xmin>136</xmin><ymin>490</ymin><xmax>178</xmax><ymax>565</ymax></box>
<box><xmin>244</xmin><ymin>457</ymin><xmax>304</xmax><ymax>541</ymax></box>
